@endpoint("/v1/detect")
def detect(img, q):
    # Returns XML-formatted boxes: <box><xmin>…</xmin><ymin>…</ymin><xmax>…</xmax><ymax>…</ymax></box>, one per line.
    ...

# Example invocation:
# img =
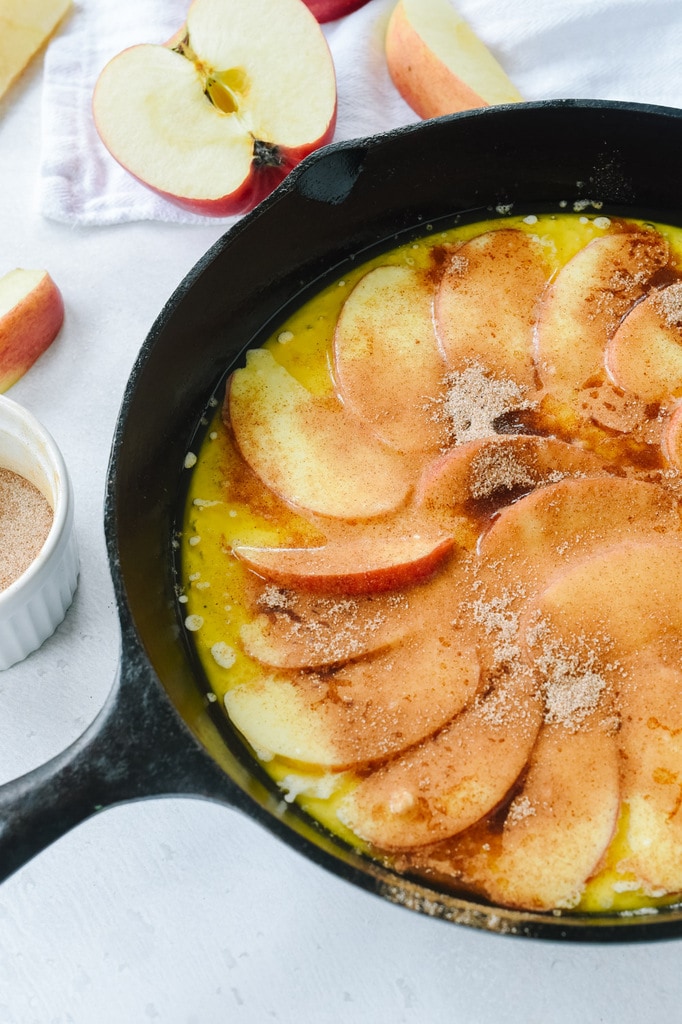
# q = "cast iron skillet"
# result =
<box><xmin>2</xmin><ymin>99</ymin><xmax>682</xmax><ymax>942</ymax></box>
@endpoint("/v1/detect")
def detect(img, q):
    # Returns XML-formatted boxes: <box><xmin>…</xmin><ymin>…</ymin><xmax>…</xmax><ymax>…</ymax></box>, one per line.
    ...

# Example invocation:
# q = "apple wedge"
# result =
<box><xmin>333</xmin><ymin>265</ymin><xmax>448</xmax><ymax>453</ymax></box>
<box><xmin>233</xmin><ymin>533</ymin><xmax>454</xmax><ymax>594</ymax></box>
<box><xmin>0</xmin><ymin>268</ymin><xmax>64</xmax><ymax>392</ymax></box>
<box><xmin>92</xmin><ymin>0</ymin><xmax>337</xmax><ymax>216</ymax></box>
<box><xmin>338</xmin><ymin>664</ymin><xmax>543</xmax><ymax>849</ymax></box>
<box><xmin>435</xmin><ymin>229</ymin><xmax>550</xmax><ymax>388</ymax></box>
<box><xmin>385</xmin><ymin>0</ymin><xmax>522</xmax><ymax>119</ymax></box>
<box><xmin>606</xmin><ymin>282</ymin><xmax>682</xmax><ymax>402</ymax></box>
<box><xmin>225</xmin><ymin>630</ymin><xmax>480</xmax><ymax>769</ymax></box>
<box><xmin>0</xmin><ymin>0</ymin><xmax>71</xmax><ymax>101</ymax></box>
<box><xmin>422</xmin><ymin>717</ymin><xmax>620</xmax><ymax>911</ymax></box>
<box><xmin>227</xmin><ymin>348</ymin><xmax>413</xmax><ymax>519</ymax></box>
<box><xmin>526</xmin><ymin>538</ymin><xmax>682</xmax><ymax>661</ymax></box>
<box><xmin>664</xmin><ymin>402</ymin><xmax>682</xmax><ymax>470</ymax></box>
<box><xmin>534</xmin><ymin>229</ymin><xmax>671</xmax><ymax>408</ymax></box>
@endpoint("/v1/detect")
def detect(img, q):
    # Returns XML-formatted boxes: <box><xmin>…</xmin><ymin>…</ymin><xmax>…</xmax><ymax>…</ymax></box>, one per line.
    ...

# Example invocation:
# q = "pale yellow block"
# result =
<box><xmin>0</xmin><ymin>0</ymin><xmax>71</xmax><ymax>100</ymax></box>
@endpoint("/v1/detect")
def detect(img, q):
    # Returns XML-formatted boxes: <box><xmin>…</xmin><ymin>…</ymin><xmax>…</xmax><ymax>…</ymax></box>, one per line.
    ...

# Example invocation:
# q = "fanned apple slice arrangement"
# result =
<box><xmin>195</xmin><ymin>218</ymin><xmax>682</xmax><ymax>913</ymax></box>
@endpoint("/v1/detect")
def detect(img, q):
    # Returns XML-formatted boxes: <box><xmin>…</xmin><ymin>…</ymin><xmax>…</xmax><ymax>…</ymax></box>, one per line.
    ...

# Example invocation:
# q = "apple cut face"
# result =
<box><xmin>333</xmin><ymin>265</ymin><xmax>448</xmax><ymax>453</ymax></box>
<box><xmin>435</xmin><ymin>229</ymin><xmax>551</xmax><ymax>389</ymax></box>
<box><xmin>534</xmin><ymin>229</ymin><xmax>672</xmax><ymax>414</ymax></box>
<box><xmin>225</xmin><ymin>631</ymin><xmax>481</xmax><ymax>769</ymax></box>
<box><xmin>92</xmin><ymin>0</ymin><xmax>337</xmax><ymax>216</ymax></box>
<box><xmin>227</xmin><ymin>348</ymin><xmax>413</xmax><ymax>519</ymax></box>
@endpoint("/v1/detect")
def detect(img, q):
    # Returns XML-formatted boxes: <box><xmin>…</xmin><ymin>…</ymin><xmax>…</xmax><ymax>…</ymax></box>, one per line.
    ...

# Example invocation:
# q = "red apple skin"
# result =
<box><xmin>302</xmin><ymin>0</ymin><xmax>371</xmax><ymax>21</ymax></box>
<box><xmin>232</xmin><ymin>535</ymin><xmax>455</xmax><ymax>594</ymax></box>
<box><xmin>0</xmin><ymin>271</ymin><xmax>64</xmax><ymax>392</ymax></box>
<box><xmin>103</xmin><ymin>109</ymin><xmax>337</xmax><ymax>219</ymax></box>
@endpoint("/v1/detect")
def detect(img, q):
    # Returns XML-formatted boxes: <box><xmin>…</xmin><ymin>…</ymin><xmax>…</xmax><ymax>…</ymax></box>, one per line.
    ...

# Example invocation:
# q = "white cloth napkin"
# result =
<box><xmin>40</xmin><ymin>0</ymin><xmax>682</xmax><ymax>226</ymax></box>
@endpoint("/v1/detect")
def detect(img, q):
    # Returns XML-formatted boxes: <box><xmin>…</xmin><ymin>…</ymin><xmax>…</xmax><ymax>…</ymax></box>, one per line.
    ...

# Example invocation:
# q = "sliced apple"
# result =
<box><xmin>226</xmin><ymin>630</ymin><xmax>481</xmax><ymax>769</ymax></box>
<box><xmin>526</xmin><ymin>538</ymin><xmax>682</xmax><ymax>661</ymax></box>
<box><xmin>385</xmin><ymin>0</ymin><xmax>522</xmax><ymax>119</ymax></box>
<box><xmin>534</xmin><ymin>229</ymin><xmax>671</xmax><ymax>409</ymax></box>
<box><xmin>233</xmin><ymin>533</ymin><xmax>454</xmax><ymax>594</ymax></box>
<box><xmin>338</xmin><ymin>664</ymin><xmax>543</xmax><ymax>849</ymax></box>
<box><xmin>477</xmin><ymin>475</ymin><xmax>682</xmax><ymax>605</ymax></box>
<box><xmin>435</xmin><ymin>229</ymin><xmax>550</xmax><ymax>388</ymax></box>
<box><xmin>0</xmin><ymin>269</ymin><xmax>64</xmax><ymax>392</ymax></box>
<box><xmin>333</xmin><ymin>265</ymin><xmax>448</xmax><ymax>453</ymax></box>
<box><xmin>302</xmin><ymin>0</ymin><xmax>371</xmax><ymax>21</ymax></box>
<box><xmin>0</xmin><ymin>0</ymin><xmax>71</xmax><ymax>101</ymax></box>
<box><xmin>417</xmin><ymin>717</ymin><xmax>620</xmax><ymax>911</ymax></box>
<box><xmin>239</xmin><ymin>556</ymin><xmax>463</xmax><ymax>669</ymax></box>
<box><xmin>92</xmin><ymin>0</ymin><xmax>337</xmax><ymax>216</ymax></box>
<box><xmin>413</xmin><ymin>435</ymin><xmax>609</xmax><ymax>535</ymax></box>
<box><xmin>617</xmin><ymin>652</ymin><xmax>682</xmax><ymax>894</ymax></box>
<box><xmin>227</xmin><ymin>348</ymin><xmax>413</xmax><ymax>518</ymax></box>
<box><xmin>606</xmin><ymin>282</ymin><xmax>682</xmax><ymax>402</ymax></box>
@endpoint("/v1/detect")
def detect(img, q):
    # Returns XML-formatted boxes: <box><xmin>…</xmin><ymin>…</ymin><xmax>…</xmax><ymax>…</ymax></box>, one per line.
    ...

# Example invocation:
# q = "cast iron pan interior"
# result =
<box><xmin>3</xmin><ymin>100</ymin><xmax>682</xmax><ymax>942</ymax></box>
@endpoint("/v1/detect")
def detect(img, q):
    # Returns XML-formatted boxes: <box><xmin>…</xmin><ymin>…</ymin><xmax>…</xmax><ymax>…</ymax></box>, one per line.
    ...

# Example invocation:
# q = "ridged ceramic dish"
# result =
<box><xmin>0</xmin><ymin>395</ymin><xmax>78</xmax><ymax>670</ymax></box>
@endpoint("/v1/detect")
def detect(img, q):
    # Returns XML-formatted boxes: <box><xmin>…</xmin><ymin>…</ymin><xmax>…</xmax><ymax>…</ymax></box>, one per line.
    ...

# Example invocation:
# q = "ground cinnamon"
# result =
<box><xmin>0</xmin><ymin>467</ymin><xmax>53</xmax><ymax>591</ymax></box>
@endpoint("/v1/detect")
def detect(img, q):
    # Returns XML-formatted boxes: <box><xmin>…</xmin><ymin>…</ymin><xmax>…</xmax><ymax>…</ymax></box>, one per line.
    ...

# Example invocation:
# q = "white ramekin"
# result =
<box><xmin>0</xmin><ymin>395</ymin><xmax>79</xmax><ymax>670</ymax></box>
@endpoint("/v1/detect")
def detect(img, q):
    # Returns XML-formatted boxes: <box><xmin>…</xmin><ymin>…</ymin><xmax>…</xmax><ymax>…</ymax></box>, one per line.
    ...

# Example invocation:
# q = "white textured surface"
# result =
<box><xmin>1</xmin><ymin>1</ymin><xmax>682</xmax><ymax>1022</ymax></box>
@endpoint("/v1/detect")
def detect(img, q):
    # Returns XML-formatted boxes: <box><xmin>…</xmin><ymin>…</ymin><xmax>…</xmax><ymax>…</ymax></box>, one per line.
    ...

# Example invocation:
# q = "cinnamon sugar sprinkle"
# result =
<box><xmin>0</xmin><ymin>468</ymin><xmax>53</xmax><ymax>592</ymax></box>
<box><xmin>435</xmin><ymin>363</ymin><xmax>534</xmax><ymax>445</ymax></box>
<box><xmin>652</xmin><ymin>281</ymin><xmax>682</xmax><ymax>327</ymax></box>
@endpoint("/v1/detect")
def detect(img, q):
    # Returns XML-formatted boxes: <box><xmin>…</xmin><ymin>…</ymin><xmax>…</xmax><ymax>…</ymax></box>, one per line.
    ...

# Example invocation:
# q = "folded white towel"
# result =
<box><xmin>39</xmin><ymin>0</ymin><xmax>682</xmax><ymax>226</ymax></box>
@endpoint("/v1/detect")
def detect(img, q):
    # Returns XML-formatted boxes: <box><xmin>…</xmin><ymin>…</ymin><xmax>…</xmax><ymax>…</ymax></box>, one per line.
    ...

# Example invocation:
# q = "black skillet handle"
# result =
<box><xmin>0</xmin><ymin>630</ymin><xmax>234</xmax><ymax>884</ymax></box>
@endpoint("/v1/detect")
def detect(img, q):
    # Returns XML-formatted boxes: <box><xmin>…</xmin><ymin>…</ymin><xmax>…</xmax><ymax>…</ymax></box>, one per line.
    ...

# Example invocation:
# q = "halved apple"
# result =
<box><xmin>227</xmin><ymin>348</ymin><xmax>413</xmax><ymax>518</ymax></box>
<box><xmin>226</xmin><ymin>630</ymin><xmax>480</xmax><ymax>769</ymax></box>
<box><xmin>92</xmin><ymin>0</ymin><xmax>337</xmax><ymax>216</ymax></box>
<box><xmin>338</xmin><ymin>665</ymin><xmax>543</xmax><ymax>849</ymax></box>
<box><xmin>385</xmin><ymin>0</ymin><xmax>522</xmax><ymax>119</ymax></box>
<box><xmin>534</xmin><ymin>229</ymin><xmax>671</xmax><ymax>408</ymax></box>
<box><xmin>233</xmin><ymin>533</ymin><xmax>455</xmax><ymax>594</ymax></box>
<box><xmin>0</xmin><ymin>268</ymin><xmax>64</xmax><ymax>392</ymax></box>
<box><xmin>435</xmin><ymin>229</ymin><xmax>550</xmax><ymax>388</ymax></box>
<box><xmin>333</xmin><ymin>265</ymin><xmax>448</xmax><ymax>453</ymax></box>
<box><xmin>606</xmin><ymin>282</ymin><xmax>682</xmax><ymax>402</ymax></box>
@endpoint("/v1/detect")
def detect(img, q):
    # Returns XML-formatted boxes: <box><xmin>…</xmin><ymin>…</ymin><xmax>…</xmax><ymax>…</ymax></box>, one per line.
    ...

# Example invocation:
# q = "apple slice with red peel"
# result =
<box><xmin>534</xmin><ymin>229</ymin><xmax>671</xmax><ymax>407</ymax></box>
<box><xmin>616</xmin><ymin>651</ymin><xmax>682</xmax><ymax>894</ymax></box>
<box><xmin>227</xmin><ymin>348</ymin><xmax>413</xmax><ymax>519</ymax></box>
<box><xmin>385</xmin><ymin>0</ymin><xmax>522</xmax><ymax>119</ymax></box>
<box><xmin>333</xmin><ymin>265</ymin><xmax>448</xmax><ymax>453</ymax></box>
<box><xmin>302</xmin><ymin>0</ymin><xmax>370</xmax><ymax>21</ymax></box>
<box><xmin>233</xmin><ymin>533</ymin><xmax>454</xmax><ymax>595</ymax></box>
<box><xmin>0</xmin><ymin>268</ymin><xmax>64</xmax><ymax>392</ymax></box>
<box><xmin>435</xmin><ymin>229</ymin><xmax>550</xmax><ymax>389</ymax></box>
<box><xmin>92</xmin><ymin>0</ymin><xmax>337</xmax><ymax>217</ymax></box>
<box><xmin>606</xmin><ymin>282</ymin><xmax>682</xmax><ymax>402</ymax></box>
<box><xmin>226</xmin><ymin>630</ymin><xmax>481</xmax><ymax>769</ymax></box>
<box><xmin>338</xmin><ymin>664</ymin><xmax>543</xmax><ymax>849</ymax></box>
<box><xmin>421</xmin><ymin>717</ymin><xmax>620</xmax><ymax>911</ymax></box>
